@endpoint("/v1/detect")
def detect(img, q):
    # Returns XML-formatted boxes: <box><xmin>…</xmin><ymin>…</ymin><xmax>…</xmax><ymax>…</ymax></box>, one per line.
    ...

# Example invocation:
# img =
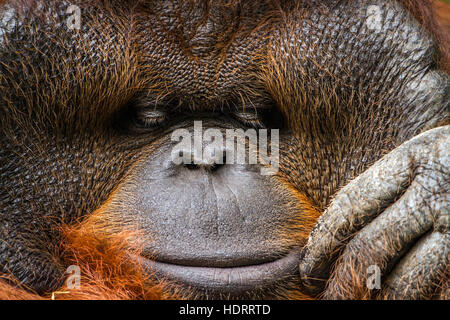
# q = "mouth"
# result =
<box><xmin>134</xmin><ymin>249</ymin><xmax>301</xmax><ymax>297</ymax></box>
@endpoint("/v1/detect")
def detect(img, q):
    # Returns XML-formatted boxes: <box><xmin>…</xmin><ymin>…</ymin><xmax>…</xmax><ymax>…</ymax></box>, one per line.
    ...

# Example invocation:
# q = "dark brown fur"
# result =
<box><xmin>0</xmin><ymin>0</ymin><xmax>448</xmax><ymax>299</ymax></box>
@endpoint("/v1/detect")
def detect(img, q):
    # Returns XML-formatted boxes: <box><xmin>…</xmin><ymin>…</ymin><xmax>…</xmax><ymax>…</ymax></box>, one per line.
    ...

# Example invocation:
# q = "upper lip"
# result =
<box><xmin>134</xmin><ymin>249</ymin><xmax>301</xmax><ymax>296</ymax></box>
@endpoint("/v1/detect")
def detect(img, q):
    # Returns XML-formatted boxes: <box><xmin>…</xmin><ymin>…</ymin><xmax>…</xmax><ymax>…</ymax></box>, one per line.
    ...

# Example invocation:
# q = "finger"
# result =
<box><xmin>322</xmin><ymin>176</ymin><xmax>441</xmax><ymax>299</ymax></box>
<box><xmin>382</xmin><ymin>231</ymin><xmax>449</xmax><ymax>300</ymax></box>
<box><xmin>299</xmin><ymin>125</ymin><xmax>449</xmax><ymax>295</ymax></box>
<box><xmin>299</xmin><ymin>150</ymin><xmax>411</xmax><ymax>294</ymax></box>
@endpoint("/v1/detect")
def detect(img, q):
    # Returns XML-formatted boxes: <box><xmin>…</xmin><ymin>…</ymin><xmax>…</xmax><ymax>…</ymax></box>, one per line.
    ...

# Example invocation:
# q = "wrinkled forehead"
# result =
<box><xmin>0</xmin><ymin>0</ymin><xmax>440</xmax><ymax>106</ymax></box>
<box><xmin>125</xmin><ymin>0</ymin><xmax>436</xmax><ymax>103</ymax></box>
<box><xmin>0</xmin><ymin>1</ymin><xmax>272</xmax><ymax>103</ymax></box>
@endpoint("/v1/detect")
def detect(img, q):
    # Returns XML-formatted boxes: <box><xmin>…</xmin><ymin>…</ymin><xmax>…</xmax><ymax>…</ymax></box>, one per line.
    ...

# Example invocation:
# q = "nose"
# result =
<box><xmin>187</xmin><ymin>148</ymin><xmax>228</xmax><ymax>172</ymax></box>
<box><xmin>184</xmin><ymin>161</ymin><xmax>222</xmax><ymax>172</ymax></box>
<box><xmin>171</xmin><ymin>144</ymin><xmax>231</xmax><ymax>172</ymax></box>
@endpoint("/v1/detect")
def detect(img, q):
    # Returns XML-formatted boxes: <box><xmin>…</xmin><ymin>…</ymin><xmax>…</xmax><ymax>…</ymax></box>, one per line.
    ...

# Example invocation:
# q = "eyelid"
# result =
<box><xmin>233</xmin><ymin>111</ymin><xmax>265</xmax><ymax>128</ymax></box>
<box><xmin>135</xmin><ymin>107</ymin><xmax>168</xmax><ymax>128</ymax></box>
<box><xmin>137</xmin><ymin>108</ymin><xmax>166</xmax><ymax>119</ymax></box>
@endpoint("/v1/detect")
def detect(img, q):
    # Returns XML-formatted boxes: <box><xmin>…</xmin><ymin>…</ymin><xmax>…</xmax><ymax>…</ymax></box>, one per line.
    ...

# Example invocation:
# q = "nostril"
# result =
<box><xmin>206</xmin><ymin>151</ymin><xmax>228</xmax><ymax>172</ymax></box>
<box><xmin>184</xmin><ymin>162</ymin><xmax>224</xmax><ymax>171</ymax></box>
<box><xmin>185</xmin><ymin>163</ymin><xmax>200</xmax><ymax>170</ymax></box>
<box><xmin>178</xmin><ymin>148</ymin><xmax>231</xmax><ymax>171</ymax></box>
<box><xmin>207</xmin><ymin>162</ymin><xmax>222</xmax><ymax>172</ymax></box>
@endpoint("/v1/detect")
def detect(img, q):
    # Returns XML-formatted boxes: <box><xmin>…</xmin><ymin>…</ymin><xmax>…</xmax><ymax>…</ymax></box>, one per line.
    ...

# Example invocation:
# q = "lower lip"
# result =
<box><xmin>134</xmin><ymin>250</ymin><xmax>301</xmax><ymax>296</ymax></box>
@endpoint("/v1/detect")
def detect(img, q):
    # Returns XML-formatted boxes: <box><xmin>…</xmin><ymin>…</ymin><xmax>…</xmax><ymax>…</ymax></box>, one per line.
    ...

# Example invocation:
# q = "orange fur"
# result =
<box><xmin>0</xmin><ymin>0</ymin><xmax>447</xmax><ymax>301</ymax></box>
<box><xmin>0</xmin><ymin>184</ymin><xmax>318</xmax><ymax>300</ymax></box>
<box><xmin>0</xmin><ymin>214</ymin><xmax>181</xmax><ymax>300</ymax></box>
<box><xmin>0</xmin><ymin>279</ymin><xmax>44</xmax><ymax>300</ymax></box>
<box><xmin>55</xmin><ymin>219</ymin><xmax>178</xmax><ymax>300</ymax></box>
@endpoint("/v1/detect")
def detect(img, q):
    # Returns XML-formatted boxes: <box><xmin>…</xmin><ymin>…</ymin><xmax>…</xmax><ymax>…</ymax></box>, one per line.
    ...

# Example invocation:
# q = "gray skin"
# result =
<box><xmin>0</xmin><ymin>0</ymin><xmax>448</xmax><ymax>299</ymax></box>
<box><xmin>299</xmin><ymin>126</ymin><xmax>449</xmax><ymax>299</ymax></box>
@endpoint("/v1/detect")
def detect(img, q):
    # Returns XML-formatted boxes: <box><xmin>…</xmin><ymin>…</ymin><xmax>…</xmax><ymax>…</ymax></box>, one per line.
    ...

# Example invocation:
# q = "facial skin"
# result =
<box><xmin>0</xmin><ymin>0</ymin><xmax>448</xmax><ymax>299</ymax></box>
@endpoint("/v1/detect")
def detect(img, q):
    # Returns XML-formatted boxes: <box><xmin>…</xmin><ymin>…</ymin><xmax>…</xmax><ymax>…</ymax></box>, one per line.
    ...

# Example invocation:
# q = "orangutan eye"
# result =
<box><xmin>233</xmin><ymin>111</ymin><xmax>265</xmax><ymax>129</ymax></box>
<box><xmin>134</xmin><ymin>108</ymin><xmax>168</xmax><ymax>129</ymax></box>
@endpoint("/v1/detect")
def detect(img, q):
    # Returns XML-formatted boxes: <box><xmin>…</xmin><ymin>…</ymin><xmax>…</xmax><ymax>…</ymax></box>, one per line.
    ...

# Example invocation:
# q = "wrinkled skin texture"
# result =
<box><xmin>299</xmin><ymin>126</ymin><xmax>449</xmax><ymax>299</ymax></box>
<box><xmin>0</xmin><ymin>0</ymin><xmax>449</xmax><ymax>299</ymax></box>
